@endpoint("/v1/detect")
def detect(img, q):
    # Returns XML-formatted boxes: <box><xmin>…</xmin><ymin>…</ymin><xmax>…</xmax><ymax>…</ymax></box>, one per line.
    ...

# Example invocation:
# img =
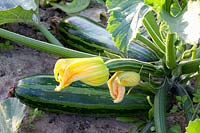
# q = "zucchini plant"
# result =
<box><xmin>0</xmin><ymin>0</ymin><xmax>200</xmax><ymax>132</ymax></box>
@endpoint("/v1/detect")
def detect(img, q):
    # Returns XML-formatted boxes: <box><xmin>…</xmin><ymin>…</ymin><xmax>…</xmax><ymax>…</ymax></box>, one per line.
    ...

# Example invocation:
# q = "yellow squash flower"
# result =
<box><xmin>107</xmin><ymin>71</ymin><xmax>140</xmax><ymax>103</ymax></box>
<box><xmin>54</xmin><ymin>57</ymin><xmax>109</xmax><ymax>91</ymax></box>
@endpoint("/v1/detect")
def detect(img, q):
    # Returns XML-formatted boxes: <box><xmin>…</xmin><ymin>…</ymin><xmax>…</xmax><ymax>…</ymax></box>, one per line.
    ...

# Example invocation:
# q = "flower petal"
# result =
<box><xmin>107</xmin><ymin>72</ymin><xmax>119</xmax><ymax>99</ymax></box>
<box><xmin>108</xmin><ymin>75</ymin><xmax>125</xmax><ymax>103</ymax></box>
<box><xmin>107</xmin><ymin>71</ymin><xmax>140</xmax><ymax>103</ymax></box>
<box><xmin>54</xmin><ymin>58</ymin><xmax>78</xmax><ymax>82</ymax></box>
<box><xmin>117</xmin><ymin>71</ymin><xmax>140</xmax><ymax>86</ymax></box>
<box><xmin>54</xmin><ymin>57</ymin><xmax>109</xmax><ymax>91</ymax></box>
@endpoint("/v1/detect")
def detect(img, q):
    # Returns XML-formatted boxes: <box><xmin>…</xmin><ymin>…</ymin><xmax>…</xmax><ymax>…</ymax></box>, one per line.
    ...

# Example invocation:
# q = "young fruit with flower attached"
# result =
<box><xmin>107</xmin><ymin>72</ymin><xmax>140</xmax><ymax>103</ymax></box>
<box><xmin>54</xmin><ymin>57</ymin><xmax>109</xmax><ymax>91</ymax></box>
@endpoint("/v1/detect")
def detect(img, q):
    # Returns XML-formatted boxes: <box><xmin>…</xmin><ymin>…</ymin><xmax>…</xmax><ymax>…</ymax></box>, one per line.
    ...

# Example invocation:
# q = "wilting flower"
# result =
<box><xmin>107</xmin><ymin>71</ymin><xmax>140</xmax><ymax>103</ymax></box>
<box><xmin>54</xmin><ymin>57</ymin><xmax>109</xmax><ymax>91</ymax></box>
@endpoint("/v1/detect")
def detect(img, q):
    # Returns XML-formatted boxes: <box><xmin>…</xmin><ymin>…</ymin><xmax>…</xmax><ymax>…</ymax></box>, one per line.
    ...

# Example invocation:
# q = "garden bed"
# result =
<box><xmin>0</xmin><ymin>7</ymin><xmax>136</xmax><ymax>133</ymax></box>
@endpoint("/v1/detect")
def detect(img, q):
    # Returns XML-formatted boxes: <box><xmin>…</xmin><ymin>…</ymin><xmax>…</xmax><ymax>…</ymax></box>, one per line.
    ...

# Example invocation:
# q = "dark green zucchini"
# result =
<box><xmin>59</xmin><ymin>16</ymin><xmax>121</xmax><ymax>55</ymax></box>
<box><xmin>59</xmin><ymin>16</ymin><xmax>159</xmax><ymax>61</ymax></box>
<box><xmin>128</xmin><ymin>42</ymin><xmax>159</xmax><ymax>62</ymax></box>
<box><xmin>15</xmin><ymin>75</ymin><xmax>150</xmax><ymax>117</ymax></box>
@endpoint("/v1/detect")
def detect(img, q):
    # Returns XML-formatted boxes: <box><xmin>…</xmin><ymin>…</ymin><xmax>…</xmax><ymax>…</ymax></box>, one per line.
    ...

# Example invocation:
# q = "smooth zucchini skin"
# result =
<box><xmin>128</xmin><ymin>42</ymin><xmax>159</xmax><ymax>62</ymax></box>
<box><xmin>15</xmin><ymin>75</ymin><xmax>150</xmax><ymax>117</ymax></box>
<box><xmin>59</xmin><ymin>16</ymin><xmax>121</xmax><ymax>55</ymax></box>
<box><xmin>59</xmin><ymin>16</ymin><xmax>158</xmax><ymax>61</ymax></box>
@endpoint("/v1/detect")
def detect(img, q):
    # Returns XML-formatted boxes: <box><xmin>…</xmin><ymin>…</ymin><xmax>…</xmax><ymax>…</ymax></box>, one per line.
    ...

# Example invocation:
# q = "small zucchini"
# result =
<box><xmin>59</xmin><ymin>16</ymin><xmax>159</xmax><ymax>61</ymax></box>
<box><xmin>15</xmin><ymin>75</ymin><xmax>150</xmax><ymax>117</ymax></box>
<box><xmin>59</xmin><ymin>16</ymin><xmax>121</xmax><ymax>56</ymax></box>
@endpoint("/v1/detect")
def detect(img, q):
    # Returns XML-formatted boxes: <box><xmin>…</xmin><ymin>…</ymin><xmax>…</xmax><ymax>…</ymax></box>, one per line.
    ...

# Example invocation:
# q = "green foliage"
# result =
<box><xmin>106</xmin><ymin>0</ymin><xmax>150</xmax><ymax>52</ymax></box>
<box><xmin>50</xmin><ymin>0</ymin><xmax>90</xmax><ymax>14</ymax></box>
<box><xmin>1</xmin><ymin>0</ymin><xmax>200</xmax><ymax>132</ymax></box>
<box><xmin>186</xmin><ymin>119</ymin><xmax>200</xmax><ymax>133</ymax></box>
<box><xmin>0</xmin><ymin>0</ymin><xmax>38</xmax><ymax>25</ymax></box>
<box><xmin>29</xmin><ymin>108</ymin><xmax>43</xmax><ymax>125</ymax></box>
<box><xmin>176</xmin><ymin>95</ymin><xmax>188</xmax><ymax>105</ymax></box>
<box><xmin>169</xmin><ymin>123</ymin><xmax>181</xmax><ymax>133</ymax></box>
<box><xmin>170</xmin><ymin>105</ymin><xmax>179</xmax><ymax>113</ymax></box>
<box><xmin>159</xmin><ymin>1</ymin><xmax>200</xmax><ymax>45</ymax></box>
<box><xmin>193</xmin><ymin>89</ymin><xmax>200</xmax><ymax>103</ymax></box>
<box><xmin>0</xmin><ymin>41</ymin><xmax>14</xmax><ymax>52</ymax></box>
<box><xmin>144</xmin><ymin>0</ymin><xmax>165</xmax><ymax>12</ymax></box>
<box><xmin>0</xmin><ymin>98</ymin><xmax>26</xmax><ymax>133</ymax></box>
<box><xmin>0</xmin><ymin>0</ymin><xmax>64</xmax><ymax>47</ymax></box>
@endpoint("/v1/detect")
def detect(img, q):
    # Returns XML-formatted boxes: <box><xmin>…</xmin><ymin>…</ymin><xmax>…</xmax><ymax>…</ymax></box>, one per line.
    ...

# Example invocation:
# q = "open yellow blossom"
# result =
<box><xmin>107</xmin><ymin>71</ymin><xmax>140</xmax><ymax>103</ymax></box>
<box><xmin>54</xmin><ymin>57</ymin><xmax>109</xmax><ymax>91</ymax></box>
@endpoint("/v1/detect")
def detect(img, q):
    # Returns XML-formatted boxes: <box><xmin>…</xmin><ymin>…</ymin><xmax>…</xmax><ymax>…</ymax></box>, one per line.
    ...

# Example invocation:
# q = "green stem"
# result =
<box><xmin>166</xmin><ymin>33</ymin><xmax>176</xmax><ymax>69</ymax></box>
<box><xmin>191</xmin><ymin>103</ymin><xmax>200</xmax><ymax>120</ymax></box>
<box><xmin>174</xmin><ymin>83</ymin><xmax>193</xmax><ymax>122</ymax></box>
<box><xmin>136</xmin><ymin>33</ymin><xmax>164</xmax><ymax>58</ymax></box>
<box><xmin>154</xmin><ymin>78</ymin><xmax>169</xmax><ymax>133</ymax></box>
<box><xmin>140</xmin><ymin>120</ymin><xmax>154</xmax><ymax>133</ymax></box>
<box><xmin>191</xmin><ymin>44</ymin><xmax>197</xmax><ymax>60</ymax></box>
<box><xmin>33</xmin><ymin>22</ymin><xmax>63</xmax><ymax>47</ymax></box>
<box><xmin>143</xmin><ymin>11</ymin><xmax>166</xmax><ymax>52</ymax></box>
<box><xmin>0</xmin><ymin>28</ymin><xmax>96</xmax><ymax>58</ymax></box>
<box><xmin>179</xmin><ymin>58</ymin><xmax>200</xmax><ymax>74</ymax></box>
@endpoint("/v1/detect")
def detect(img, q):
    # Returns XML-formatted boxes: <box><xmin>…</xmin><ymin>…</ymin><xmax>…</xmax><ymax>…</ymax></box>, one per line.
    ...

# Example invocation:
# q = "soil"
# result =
<box><xmin>0</xmin><ymin>5</ymin><xmax>138</xmax><ymax>133</ymax></box>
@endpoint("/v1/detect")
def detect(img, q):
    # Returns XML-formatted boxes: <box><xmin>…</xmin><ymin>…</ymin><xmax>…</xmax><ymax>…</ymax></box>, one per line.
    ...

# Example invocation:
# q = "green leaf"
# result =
<box><xmin>186</xmin><ymin>119</ymin><xmax>200</xmax><ymax>133</ymax></box>
<box><xmin>160</xmin><ymin>1</ymin><xmax>200</xmax><ymax>45</ymax></box>
<box><xmin>0</xmin><ymin>98</ymin><xmax>26</xmax><ymax>133</ymax></box>
<box><xmin>0</xmin><ymin>0</ymin><xmax>38</xmax><ymax>25</ymax></box>
<box><xmin>144</xmin><ymin>0</ymin><xmax>165</xmax><ymax>12</ymax></box>
<box><xmin>106</xmin><ymin>0</ymin><xmax>150</xmax><ymax>52</ymax></box>
<box><xmin>169</xmin><ymin>123</ymin><xmax>181</xmax><ymax>133</ymax></box>
<box><xmin>50</xmin><ymin>0</ymin><xmax>90</xmax><ymax>14</ymax></box>
<box><xmin>170</xmin><ymin>0</ymin><xmax>182</xmax><ymax>16</ymax></box>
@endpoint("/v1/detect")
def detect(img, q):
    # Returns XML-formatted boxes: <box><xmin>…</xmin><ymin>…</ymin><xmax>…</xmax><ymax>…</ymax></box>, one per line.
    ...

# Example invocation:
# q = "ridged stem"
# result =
<box><xmin>0</xmin><ymin>28</ymin><xmax>96</xmax><ymax>58</ymax></box>
<box><xmin>34</xmin><ymin>22</ymin><xmax>63</xmax><ymax>47</ymax></box>
<box><xmin>166</xmin><ymin>33</ymin><xmax>176</xmax><ymax>69</ymax></box>
<box><xmin>142</xmin><ymin>11</ymin><xmax>166</xmax><ymax>52</ymax></box>
<box><xmin>154</xmin><ymin>78</ymin><xmax>169</xmax><ymax>133</ymax></box>
<box><xmin>136</xmin><ymin>33</ymin><xmax>164</xmax><ymax>58</ymax></box>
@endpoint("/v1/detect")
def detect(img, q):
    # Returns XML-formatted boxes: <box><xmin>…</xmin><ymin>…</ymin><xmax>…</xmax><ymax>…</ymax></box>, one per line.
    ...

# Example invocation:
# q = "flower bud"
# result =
<box><xmin>107</xmin><ymin>71</ymin><xmax>140</xmax><ymax>103</ymax></box>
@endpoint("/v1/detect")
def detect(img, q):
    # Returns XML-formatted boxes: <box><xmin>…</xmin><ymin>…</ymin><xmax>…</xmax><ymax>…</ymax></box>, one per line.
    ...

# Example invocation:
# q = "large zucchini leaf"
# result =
<box><xmin>0</xmin><ymin>0</ymin><xmax>38</xmax><ymax>25</ymax></box>
<box><xmin>0</xmin><ymin>98</ymin><xmax>26</xmax><ymax>133</ymax></box>
<box><xmin>50</xmin><ymin>0</ymin><xmax>90</xmax><ymax>14</ymax></box>
<box><xmin>106</xmin><ymin>0</ymin><xmax>150</xmax><ymax>52</ymax></box>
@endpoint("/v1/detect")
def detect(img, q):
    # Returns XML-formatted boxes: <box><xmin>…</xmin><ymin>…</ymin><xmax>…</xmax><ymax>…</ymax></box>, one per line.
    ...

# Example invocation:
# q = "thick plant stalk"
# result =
<box><xmin>105</xmin><ymin>59</ymin><xmax>159</xmax><ymax>75</ymax></box>
<box><xmin>154</xmin><ymin>78</ymin><xmax>169</xmax><ymax>133</ymax></box>
<box><xmin>166</xmin><ymin>33</ymin><xmax>176</xmax><ymax>69</ymax></box>
<box><xmin>0</xmin><ymin>28</ymin><xmax>96</xmax><ymax>58</ymax></box>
